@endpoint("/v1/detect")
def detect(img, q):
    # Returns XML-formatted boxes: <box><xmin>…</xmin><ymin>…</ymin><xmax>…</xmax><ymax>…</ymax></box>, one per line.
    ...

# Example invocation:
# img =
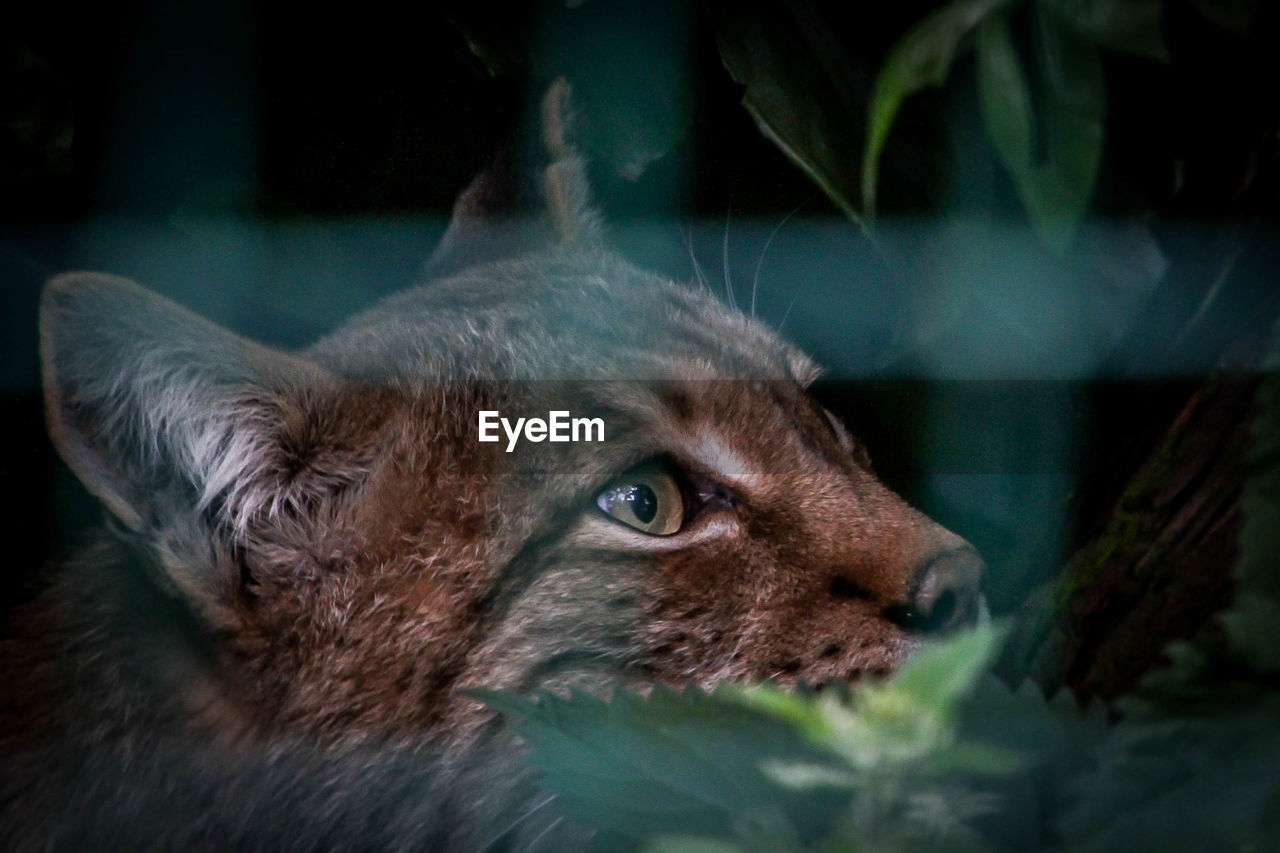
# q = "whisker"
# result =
<box><xmin>723</xmin><ymin>206</ymin><xmax>736</xmax><ymax>311</ymax></box>
<box><xmin>479</xmin><ymin>794</ymin><xmax>558</xmax><ymax>852</ymax></box>
<box><xmin>683</xmin><ymin>226</ymin><xmax>710</xmax><ymax>292</ymax></box>
<box><xmin>981</xmin><ymin>583</ymin><xmax>1031</xmax><ymax>605</ymax></box>
<box><xmin>751</xmin><ymin>196</ymin><xmax>811</xmax><ymax>319</ymax></box>
<box><xmin>777</xmin><ymin>283</ymin><xmax>805</xmax><ymax>333</ymax></box>
<box><xmin>520</xmin><ymin>815</ymin><xmax>566</xmax><ymax>853</ymax></box>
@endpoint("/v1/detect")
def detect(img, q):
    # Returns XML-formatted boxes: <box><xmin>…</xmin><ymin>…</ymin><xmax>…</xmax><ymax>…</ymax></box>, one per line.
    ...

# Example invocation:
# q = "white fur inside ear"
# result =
<box><xmin>151</xmin><ymin>372</ymin><xmax>282</xmax><ymax>539</ymax></box>
<box><xmin>41</xmin><ymin>272</ymin><xmax>317</xmax><ymax>540</ymax></box>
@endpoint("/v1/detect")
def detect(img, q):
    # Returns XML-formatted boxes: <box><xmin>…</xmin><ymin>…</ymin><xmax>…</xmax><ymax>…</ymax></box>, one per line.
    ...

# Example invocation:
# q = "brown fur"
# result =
<box><xmin>1</xmin><ymin>85</ymin><xmax>983</xmax><ymax>850</ymax></box>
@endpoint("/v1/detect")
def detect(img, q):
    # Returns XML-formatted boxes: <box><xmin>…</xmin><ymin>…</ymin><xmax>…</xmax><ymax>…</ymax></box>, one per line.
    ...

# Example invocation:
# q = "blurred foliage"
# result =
<box><xmin>477</xmin><ymin>320</ymin><xmax>1280</xmax><ymax>850</ymax></box>
<box><xmin>1224</xmin><ymin>318</ymin><xmax>1280</xmax><ymax>674</ymax></box>
<box><xmin>706</xmin><ymin>0</ymin><xmax>1167</xmax><ymax>252</ymax></box>
<box><xmin>1059</xmin><ymin>354</ymin><xmax>1280</xmax><ymax>841</ymax></box>
<box><xmin>862</xmin><ymin>0</ymin><xmax>1015</xmax><ymax>220</ymax></box>
<box><xmin>477</xmin><ymin>625</ymin><xmax>1075</xmax><ymax>852</ymax></box>
<box><xmin>437</xmin><ymin>1</ymin><xmax>1276</xmax><ymax>382</ymax></box>
<box><xmin>862</xmin><ymin>0</ymin><xmax>1165</xmax><ymax>250</ymax></box>
<box><xmin>705</xmin><ymin>1</ymin><xmax>1183</xmax><ymax>380</ymax></box>
<box><xmin>0</xmin><ymin>43</ymin><xmax>73</xmax><ymax>183</ymax></box>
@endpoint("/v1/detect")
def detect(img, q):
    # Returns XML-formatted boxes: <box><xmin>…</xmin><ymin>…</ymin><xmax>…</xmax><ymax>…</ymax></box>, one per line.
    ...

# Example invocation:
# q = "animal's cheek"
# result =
<box><xmin>638</xmin><ymin>540</ymin><xmax>751</xmax><ymax>607</ymax></box>
<box><xmin>632</xmin><ymin>539</ymin><xmax>915</xmax><ymax>684</ymax></box>
<box><xmin>634</xmin><ymin>574</ymin><xmax>909</xmax><ymax>687</ymax></box>
<box><xmin>745</xmin><ymin>604</ymin><xmax>910</xmax><ymax>684</ymax></box>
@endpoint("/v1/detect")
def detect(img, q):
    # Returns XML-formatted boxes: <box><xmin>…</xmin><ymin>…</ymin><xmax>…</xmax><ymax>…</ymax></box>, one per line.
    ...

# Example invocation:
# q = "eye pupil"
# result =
<box><xmin>629</xmin><ymin>484</ymin><xmax>658</xmax><ymax>524</ymax></box>
<box><xmin>595</xmin><ymin>469</ymin><xmax>684</xmax><ymax>536</ymax></box>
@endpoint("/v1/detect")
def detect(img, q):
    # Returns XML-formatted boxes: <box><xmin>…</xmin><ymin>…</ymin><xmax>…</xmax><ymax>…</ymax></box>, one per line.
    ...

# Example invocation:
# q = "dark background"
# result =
<box><xmin>3</xmin><ymin>0</ymin><xmax>1277</xmax><ymax>642</ymax></box>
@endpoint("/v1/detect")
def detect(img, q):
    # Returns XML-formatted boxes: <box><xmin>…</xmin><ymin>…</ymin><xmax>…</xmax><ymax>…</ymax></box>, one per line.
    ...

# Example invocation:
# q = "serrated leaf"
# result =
<box><xmin>863</xmin><ymin>0</ymin><xmax>1014</xmax><ymax>216</ymax></box>
<box><xmin>717</xmin><ymin>683</ymin><xmax>830</xmax><ymax>741</ymax></box>
<box><xmin>478</xmin><ymin>686</ymin><xmax>852</xmax><ymax>847</ymax></box>
<box><xmin>1057</xmin><ymin>693</ymin><xmax>1280</xmax><ymax>851</ymax></box>
<box><xmin>889</xmin><ymin>623</ymin><xmax>1009</xmax><ymax>710</ymax></box>
<box><xmin>741</xmin><ymin>626</ymin><xmax>1012</xmax><ymax>774</ymax></box>
<box><xmin>468</xmin><ymin>687</ymin><xmax>539</xmax><ymax>719</ymax></box>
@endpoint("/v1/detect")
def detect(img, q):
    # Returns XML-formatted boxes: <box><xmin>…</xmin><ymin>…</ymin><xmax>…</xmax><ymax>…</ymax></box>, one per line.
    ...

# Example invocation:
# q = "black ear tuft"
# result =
<box><xmin>540</xmin><ymin>77</ymin><xmax>602</xmax><ymax>245</ymax></box>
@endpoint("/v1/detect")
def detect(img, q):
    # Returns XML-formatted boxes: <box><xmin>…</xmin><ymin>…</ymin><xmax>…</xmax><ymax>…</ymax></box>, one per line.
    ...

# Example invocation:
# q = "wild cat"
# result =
<box><xmin>0</xmin><ymin>82</ymin><xmax>983</xmax><ymax>850</ymax></box>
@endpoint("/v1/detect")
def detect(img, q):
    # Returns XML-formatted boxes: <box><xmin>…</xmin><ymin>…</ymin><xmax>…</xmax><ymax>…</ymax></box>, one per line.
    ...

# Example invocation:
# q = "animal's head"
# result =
<box><xmin>40</xmin><ymin>82</ymin><xmax>983</xmax><ymax>746</ymax></box>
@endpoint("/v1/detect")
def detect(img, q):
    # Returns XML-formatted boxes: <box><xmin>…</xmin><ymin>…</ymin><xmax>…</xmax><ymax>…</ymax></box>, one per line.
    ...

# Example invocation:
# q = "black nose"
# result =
<box><xmin>886</xmin><ymin>547</ymin><xmax>985</xmax><ymax>634</ymax></box>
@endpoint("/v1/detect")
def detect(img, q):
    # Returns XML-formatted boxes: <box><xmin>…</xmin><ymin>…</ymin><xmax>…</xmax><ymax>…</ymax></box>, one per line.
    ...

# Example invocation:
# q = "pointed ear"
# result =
<box><xmin>538</xmin><ymin>77</ymin><xmax>602</xmax><ymax>245</ymax></box>
<box><xmin>425</xmin><ymin>77</ymin><xmax>602</xmax><ymax>279</ymax></box>
<box><xmin>41</xmin><ymin>272</ymin><xmax>330</xmax><ymax>537</ymax></box>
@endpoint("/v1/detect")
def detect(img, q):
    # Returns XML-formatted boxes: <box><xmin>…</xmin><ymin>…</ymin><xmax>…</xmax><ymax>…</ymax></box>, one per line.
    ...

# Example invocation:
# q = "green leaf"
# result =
<box><xmin>734</xmin><ymin>626</ymin><xmax>1010</xmax><ymax>774</ymax></box>
<box><xmin>863</xmin><ymin>0</ymin><xmax>1014</xmax><ymax>216</ymax></box>
<box><xmin>718</xmin><ymin>683</ymin><xmax>831</xmax><ymax>742</ymax></box>
<box><xmin>706</xmin><ymin>6</ymin><xmax>869</xmax><ymax>224</ymax></box>
<box><xmin>976</xmin><ymin>13</ymin><xmax>1036</xmax><ymax>181</ymax></box>
<box><xmin>1040</xmin><ymin>0</ymin><xmax>1169</xmax><ymax>60</ymax></box>
<box><xmin>1057</xmin><ymin>693</ymin><xmax>1280</xmax><ymax>851</ymax></box>
<box><xmin>922</xmin><ymin>740</ymin><xmax>1028</xmax><ymax>776</ymax></box>
<box><xmin>976</xmin><ymin>10</ymin><xmax>1104</xmax><ymax>253</ymax></box>
<box><xmin>476</xmin><ymin>685</ymin><xmax>846</xmax><ymax>848</ymax></box>
<box><xmin>811</xmin><ymin>624</ymin><xmax>1009</xmax><ymax>770</ymax></box>
<box><xmin>759</xmin><ymin>759</ymin><xmax>858</xmax><ymax>791</ymax></box>
<box><xmin>888</xmin><ymin>623</ymin><xmax>1009</xmax><ymax>711</ymax></box>
<box><xmin>476</xmin><ymin>628</ymin><xmax>1094</xmax><ymax>853</ymax></box>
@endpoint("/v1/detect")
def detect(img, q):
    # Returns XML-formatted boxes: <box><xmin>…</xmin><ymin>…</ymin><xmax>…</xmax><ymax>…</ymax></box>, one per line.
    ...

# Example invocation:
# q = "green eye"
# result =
<box><xmin>596</xmin><ymin>469</ymin><xmax>684</xmax><ymax>535</ymax></box>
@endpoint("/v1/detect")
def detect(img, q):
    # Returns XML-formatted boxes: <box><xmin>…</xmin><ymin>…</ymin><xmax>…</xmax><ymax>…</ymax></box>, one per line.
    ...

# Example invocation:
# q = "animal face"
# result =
<box><xmin>34</xmin><ymin>85</ymin><xmax>983</xmax><ymax>752</ymax></box>
<box><xmin>39</xmin><ymin>257</ymin><xmax>982</xmax><ymax>748</ymax></box>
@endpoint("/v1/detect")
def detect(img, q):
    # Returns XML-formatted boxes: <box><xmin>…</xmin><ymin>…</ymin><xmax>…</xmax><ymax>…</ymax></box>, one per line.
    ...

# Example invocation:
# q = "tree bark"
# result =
<box><xmin>1001</xmin><ymin>375</ymin><xmax>1259</xmax><ymax>703</ymax></box>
